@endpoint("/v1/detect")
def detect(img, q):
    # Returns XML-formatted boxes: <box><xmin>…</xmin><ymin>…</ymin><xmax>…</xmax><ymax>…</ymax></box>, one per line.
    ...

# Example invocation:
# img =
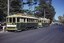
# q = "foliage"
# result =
<box><xmin>10</xmin><ymin>0</ymin><xmax>22</xmax><ymax>14</ymax></box>
<box><xmin>0</xmin><ymin>0</ymin><xmax>55</xmax><ymax>23</ymax></box>
<box><xmin>0</xmin><ymin>0</ymin><xmax>7</xmax><ymax>21</ymax></box>
<box><xmin>34</xmin><ymin>0</ymin><xmax>55</xmax><ymax>23</ymax></box>
<box><xmin>22</xmin><ymin>0</ymin><xmax>38</xmax><ymax>14</ymax></box>
<box><xmin>58</xmin><ymin>15</ymin><xmax>64</xmax><ymax>24</ymax></box>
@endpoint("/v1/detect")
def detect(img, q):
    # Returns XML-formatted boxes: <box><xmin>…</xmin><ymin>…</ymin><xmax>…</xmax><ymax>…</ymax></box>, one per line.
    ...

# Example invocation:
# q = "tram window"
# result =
<box><xmin>27</xmin><ymin>19</ymin><xmax>34</xmax><ymax>22</ymax></box>
<box><xmin>42</xmin><ymin>20</ymin><xmax>44</xmax><ymax>23</ymax></box>
<box><xmin>24</xmin><ymin>18</ymin><xmax>27</xmax><ymax>22</ymax></box>
<box><xmin>38</xmin><ymin>20</ymin><xmax>41</xmax><ymax>22</ymax></box>
<box><xmin>34</xmin><ymin>20</ymin><xmax>37</xmax><ymax>22</ymax></box>
<box><xmin>32</xmin><ymin>19</ymin><xmax>35</xmax><ymax>22</ymax></box>
<box><xmin>6</xmin><ymin>18</ymin><xmax>8</xmax><ymax>22</ymax></box>
<box><xmin>21</xmin><ymin>19</ymin><xmax>24</xmax><ymax>22</ymax></box>
<box><xmin>17</xmin><ymin>18</ymin><xmax>20</xmax><ymax>22</ymax></box>
<box><xmin>27</xmin><ymin>19</ymin><xmax>30</xmax><ymax>22</ymax></box>
<box><xmin>9</xmin><ymin>18</ymin><xmax>12</xmax><ymax>23</ymax></box>
<box><xmin>31</xmin><ymin>19</ymin><xmax>35</xmax><ymax>22</ymax></box>
<box><xmin>20</xmin><ymin>18</ymin><xmax>25</xmax><ymax>22</ymax></box>
<box><xmin>29</xmin><ymin>19</ymin><xmax>31</xmax><ymax>22</ymax></box>
<box><xmin>46</xmin><ymin>20</ymin><xmax>48</xmax><ymax>23</ymax></box>
<box><xmin>44</xmin><ymin>21</ymin><xmax>46</xmax><ymax>23</ymax></box>
<box><xmin>24</xmin><ymin>18</ymin><xmax>25</xmax><ymax>22</ymax></box>
<box><xmin>27</xmin><ymin>19</ymin><xmax>29</xmax><ymax>22</ymax></box>
<box><xmin>29</xmin><ymin>19</ymin><xmax>32</xmax><ymax>22</ymax></box>
<box><xmin>13</xmin><ymin>18</ymin><xmax>15</xmax><ymax>22</ymax></box>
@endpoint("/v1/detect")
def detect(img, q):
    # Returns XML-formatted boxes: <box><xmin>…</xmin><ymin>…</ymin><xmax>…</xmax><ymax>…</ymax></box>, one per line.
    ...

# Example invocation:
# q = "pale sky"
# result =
<box><xmin>52</xmin><ymin>0</ymin><xmax>64</xmax><ymax>20</ymax></box>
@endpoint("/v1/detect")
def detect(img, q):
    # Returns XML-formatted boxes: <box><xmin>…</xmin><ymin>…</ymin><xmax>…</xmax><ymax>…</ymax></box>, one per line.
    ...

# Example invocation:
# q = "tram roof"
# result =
<box><xmin>7</xmin><ymin>14</ymin><xmax>38</xmax><ymax>19</ymax></box>
<box><xmin>38</xmin><ymin>18</ymin><xmax>50</xmax><ymax>21</ymax></box>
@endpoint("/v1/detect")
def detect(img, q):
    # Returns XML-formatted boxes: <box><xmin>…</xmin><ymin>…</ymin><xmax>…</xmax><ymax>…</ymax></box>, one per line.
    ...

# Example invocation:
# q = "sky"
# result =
<box><xmin>52</xmin><ymin>0</ymin><xmax>64</xmax><ymax>20</ymax></box>
<box><xmin>23</xmin><ymin>0</ymin><xmax>64</xmax><ymax>20</ymax></box>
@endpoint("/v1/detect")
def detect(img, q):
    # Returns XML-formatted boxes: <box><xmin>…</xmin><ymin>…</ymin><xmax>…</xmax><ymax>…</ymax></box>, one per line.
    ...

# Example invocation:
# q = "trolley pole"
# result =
<box><xmin>7</xmin><ymin>0</ymin><xmax>9</xmax><ymax>16</ymax></box>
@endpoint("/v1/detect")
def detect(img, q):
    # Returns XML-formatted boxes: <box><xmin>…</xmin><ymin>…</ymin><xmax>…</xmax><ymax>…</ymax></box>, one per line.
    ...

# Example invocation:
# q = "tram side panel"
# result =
<box><xmin>16</xmin><ymin>23</ymin><xmax>38</xmax><ymax>31</ymax></box>
<box><xmin>42</xmin><ymin>23</ymin><xmax>49</xmax><ymax>27</ymax></box>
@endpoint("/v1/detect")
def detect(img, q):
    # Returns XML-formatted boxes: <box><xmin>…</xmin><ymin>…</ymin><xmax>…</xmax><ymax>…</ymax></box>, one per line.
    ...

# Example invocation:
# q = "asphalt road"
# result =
<box><xmin>0</xmin><ymin>24</ymin><xmax>64</xmax><ymax>43</ymax></box>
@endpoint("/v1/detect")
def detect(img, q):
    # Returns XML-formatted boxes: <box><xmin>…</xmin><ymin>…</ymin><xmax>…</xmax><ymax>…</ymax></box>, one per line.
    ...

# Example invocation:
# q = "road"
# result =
<box><xmin>0</xmin><ymin>24</ymin><xmax>64</xmax><ymax>43</ymax></box>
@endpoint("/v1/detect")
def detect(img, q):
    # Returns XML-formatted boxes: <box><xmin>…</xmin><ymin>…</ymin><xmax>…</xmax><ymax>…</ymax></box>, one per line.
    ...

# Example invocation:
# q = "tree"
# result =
<box><xmin>58</xmin><ymin>15</ymin><xmax>64</xmax><ymax>24</ymax></box>
<box><xmin>35</xmin><ymin>0</ymin><xmax>55</xmax><ymax>23</ymax></box>
<box><xmin>23</xmin><ymin>0</ymin><xmax>38</xmax><ymax>14</ymax></box>
<box><xmin>0</xmin><ymin>0</ymin><xmax>7</xmax><ymax>21</ymax></box>
<box><xmin>10</xmin><ymin>0</ymin><xmax>23</xmax><ymax>14</ymax></box>
<box><xmin>0</xmin><ymin>0</ymin><xmax>55</xmax><ymax>23</ymax></box>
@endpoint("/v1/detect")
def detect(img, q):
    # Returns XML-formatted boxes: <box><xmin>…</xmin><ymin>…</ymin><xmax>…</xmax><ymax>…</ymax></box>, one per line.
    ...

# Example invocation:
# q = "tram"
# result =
<box><xmin>6</xmin><ymin>13</ymin><xmax>50</xmax><ymax>31</ymax></box>
<box><xmin>6</xmin><ymin>13</ymin><xmax>38</xmax><ymax>31</ymax></box>
<box><xmin>38</xmin><ymin>18</ymin><xmax>50</xmax><ymax>27</ymax></box>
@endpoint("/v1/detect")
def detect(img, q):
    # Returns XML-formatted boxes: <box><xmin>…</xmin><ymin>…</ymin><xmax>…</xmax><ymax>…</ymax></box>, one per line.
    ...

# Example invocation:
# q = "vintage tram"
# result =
<box><xmin>6</xmin><ymin>13</ymin><xmax>50</xmax><ymax>31</ymax></box>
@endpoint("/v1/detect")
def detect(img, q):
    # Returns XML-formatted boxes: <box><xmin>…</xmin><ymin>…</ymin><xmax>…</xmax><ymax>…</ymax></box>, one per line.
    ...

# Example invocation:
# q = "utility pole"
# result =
<box><xmin>44</xmin><ymin>9</ymin><xmax>45</xmax><ymax>18</ymax></box>
<box><xmin>7</xmin><ymin>0</ymin><xmax>9</xmax><ymax>16</ymax></box>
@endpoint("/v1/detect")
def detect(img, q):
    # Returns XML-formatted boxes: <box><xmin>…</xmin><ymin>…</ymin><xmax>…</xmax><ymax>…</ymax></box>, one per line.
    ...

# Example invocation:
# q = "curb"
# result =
<box><xmin>0</xmin><ymin>31</ymin><xmax>8</xmax><ymax>33</ymax></box>
<box><xmin>0</xmin><ymin>31</ymin><xmax>4</xmax><ymax>33</ymax></box>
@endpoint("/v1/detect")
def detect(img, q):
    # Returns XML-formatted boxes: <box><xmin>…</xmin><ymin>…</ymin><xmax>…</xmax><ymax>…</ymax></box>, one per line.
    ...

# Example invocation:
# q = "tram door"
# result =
<box><xmin>38</xmin><ymin>20</ymin><xmax>42</xmax><ymax>28</ymax></box>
